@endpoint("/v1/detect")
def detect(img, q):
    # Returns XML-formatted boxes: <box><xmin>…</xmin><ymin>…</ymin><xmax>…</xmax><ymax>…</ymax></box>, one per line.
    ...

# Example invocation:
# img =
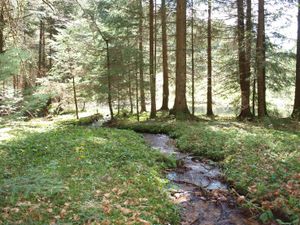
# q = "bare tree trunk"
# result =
<box><xmin>0</xmin><ymin>5</ymin><xmax>4</xmax><ymax>54</ymax></box>
<box><xmin>106</xmin><ymin>40</ymin><xmax>114</xmax><ymax>119</ymax></box>
<box><xmin>38</xmin><ymin>20</ymin><xmax>45</xmax><ymax>78</ymax></box>
<box><xmin>1</xmin><ymin>7</ymin><xmax>5</xmax><ymax>97</ymax></box>
<box><xmin>135</xmin><ymin>60</ymin><xmax>140</xmax><ymax>121</ymax></box>
<box><xmin>49</xmin><ymin>28</ymin><xmax>53</xmax><ymax>69</ymax></box>
<box><xmin>252</xmin><ymin>78</ymin><xmax>256</xmax><ymax>116</ymax></box>
<box><xmin>207</xmin><ymin>0</ymin><xmax>214</xmax><ymax>116</ymax></box>
<box><xmin>129</xmin><ymin>71</ymin><xmax>134</xmax><ymax>114</ymax></box>
<box><xmin>117</xmin><ymin>77</ymin><xmax>120</xmax><ymax>115</ymax></box>
<box><xmin>237</xmin><ymin>0</ymin><xmax>252</xmax><ymax>119</ymax></box>
<box><xmin>72</xmin><ymin>77</ymin><xmax>79</xmax><ymax>119</ymax></box>
<box><xmin>149</xmin><ymin>0</ymin><xmax>156</xmax><ymax>118</ymax></box>
<box><xmin>139</xmin><ymin>0</ymin><xmax>146</xmax><ymax>112</ymax></box>
<box><xmin>292</xmin><ymin>0</ymin><xmax>300</xmax><ymax>119</ymax></box>
<box><xmin>171</xmin><ymin>0</ymin><xmax>190</xmax><ymax>119</ymax></box>
<box><xmin>161</xmin><ymin>0</ymin><xmax>169</xmax><ymax>111</ymax></box>
<box><xmin>256</xmin><ymin>0</ymin><xmax>267</xmax><ymax>118</ymax></box>
<box><xmin>191</xmin><ymin>0</ymin><xmax>195</xmax><ymax>115</ymax></box>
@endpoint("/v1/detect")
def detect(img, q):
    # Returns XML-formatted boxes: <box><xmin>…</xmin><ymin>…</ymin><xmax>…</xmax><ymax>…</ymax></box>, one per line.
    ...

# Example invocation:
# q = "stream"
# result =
<box><xmin>143</xmin><ymin>133</ymin><xmax>261</xmax><ymax>225</ymax></box>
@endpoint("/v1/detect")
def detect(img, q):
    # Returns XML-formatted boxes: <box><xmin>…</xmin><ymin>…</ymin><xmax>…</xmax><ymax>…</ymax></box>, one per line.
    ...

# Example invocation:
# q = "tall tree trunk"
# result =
<box><xmin>149</xmin><ymin>0</ymin><xmax>156</xmax><ymax>118</ymax></box>
<box><xmin>207</xmin><ymin>0</ymin><xmax>214</xmax><ymax>116</ymax></box>
<box><xmin>72</xmin><ymin>77</ymin><xmax>79</xmax><ymax>119</ymax></box>
<box><xmin>191</xmin><ymin>0</ymin><xmax>195</xmax><ymax>115</ymax></box>
<box><xmin>135</xmin><ymin>60</ymin><xmax>140</xmax><ymax>121</ymax></box>
<box><xmin>161</xmin><ymin>0</ymin><xmax>169</xmax><ymax>111</ymax></box>
<box><xmin>246</xmin><ymin>0</ymin><xmax>255</xmax><ymax>116</ymax></box>
<box><xmin>42</xmin><ymin>22</ymin><xmax>46</xmax><ymax>72</ymax></box>
<box><xmin>171</xmin><ymin>0</ymin><xmax>190</xmax><ymax>119</ymax></box>
<box><xmin>129</xmin><ymin>71</ymin><xmax>134</xmax><ymax>114</ymax></box>
<box><xmin>106</xmin><ymin>40</ymin><xmax>114</xmax><ymax>119</ymax></box>
<box><xmin>139</xmin><ymin>0</ymin><xmax>146</xmax><ymax>112</ymax></box>
<box><xmin>256</xmin><ymin>0</ymin><xmax>267</xmax><ymax>118</ymax></box>
<box><xmin>237</xmin><ymin>0</ymin><xmax>252</xmax><ymax>118</ymax></box>
<box><xmin>49</xmin><ymin>28</ymin><xmax>53</xmax><ymax>69</ymax></box>
<box><xmin>38</xmin><ymin>20</ymin><xmax>45</xmax><ymax>78</ymax></box>
<box><xmin>0</xmin><ymin>5</ymin><xmax>4</xmax><ymax>54</ymax></box>
<box><xmin>117</xmin><ymin>79</ymin><xmax>120</xmax><ymax>115</ymax></box>
<box><xmin>292</xmin><ymin>0</ymin><xmax>300</xmax><ymax>119</ymax></box>
<box><xmin>252</xmin><ymin>78</ymin><xmax>256</xmax><ymax>116</ymax></box>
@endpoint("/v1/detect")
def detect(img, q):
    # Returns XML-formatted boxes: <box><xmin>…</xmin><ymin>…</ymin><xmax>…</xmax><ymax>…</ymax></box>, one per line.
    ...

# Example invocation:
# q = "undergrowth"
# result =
<box><xmin>0</xmin><ymin>120</ymin><xmax>179</xmax><ymax>224</ymax></box>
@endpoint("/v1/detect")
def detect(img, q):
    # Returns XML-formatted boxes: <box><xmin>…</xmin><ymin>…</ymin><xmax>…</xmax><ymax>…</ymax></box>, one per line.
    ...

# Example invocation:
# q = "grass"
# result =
<box><xmin>116</xmin><ymin>117</ymin><xmax>300</xmax><ymax>224</ymax></box>
<box><xmin>0</xmin><ymin>117</ymin><xmax>179</xmax><ymax>224</ymax></box>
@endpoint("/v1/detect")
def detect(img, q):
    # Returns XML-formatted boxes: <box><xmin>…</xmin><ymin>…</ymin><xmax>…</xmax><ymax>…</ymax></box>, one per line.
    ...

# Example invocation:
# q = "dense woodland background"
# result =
<box><xmin>0</xmin><ymin>0</ymin><xmax>300</xmax><ymax>120</ymax></box>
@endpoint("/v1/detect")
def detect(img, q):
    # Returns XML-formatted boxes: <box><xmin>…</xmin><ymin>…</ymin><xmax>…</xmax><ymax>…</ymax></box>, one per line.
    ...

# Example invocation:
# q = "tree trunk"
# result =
<box><xmin>139</xmin><ymin>0</ymin><xmax>146</xmax><ymax>112</ymax></box>
<box><xmin>128</xmin><ymin>71</ymin><xmax>134</xmax><ymax>114</ymax></box>
<box><xmin>171</xmin><ymin>0</ymin><xmax>190</xmax><ymax>119</ymax></box>
<box><xmin>207</xmin><ymin>0</ymin><xmax>214</xmax><ymax>116</ymax></box>
<box><xmin>191</xmin><ymin>0</ymin><xmax>195</xmax><ymax>115</ymax></box>
<box><xmin>252</xmin><ymin>78</ymin><xmax>256</xmax><ymax>116</ymax></box>
<box><xmin>38</xmin><ymin>20</ymin><xmax>45</xmax><ymax>78</ymax></box>
<box><xmin>49</xmin><ymin>28</ymin><xmax>53</xmax><ymax>69</ymax></box>
<box><xmin>246</xmin><ymin>0</ymin><xmax>252</xmax><ymax>96</ymax></box>
<box><xmin>237</xmin><ymin>0</ymin><xmax>252</xmax><ymax>119</ymax></box>
<box><xmin>135</xmin><ymin>60</ymin><xmax>140</xmax><ymax>121</ymax></box>
<box><xmin>149</xmin><ymin>0</ymin><xmax>156</xmax><ymax>118</ymax></box>
<box><xmin>117</xmin><ymin>80</ymin><xmax>120</xmax><ymax>115</ymax></box>
<box><xmin>161</xmin><ymin>0</ymin><xmax>169</xmax><ymax>111</ymax></box>
<box><xmin>72</xmin><ymin>77</ymin><xmax>79</xmax><ymax>119</ymax></box>
<box><xmin>256</xmin><ymin>0</ymin><xmax>267</xmax><ymax>118</ymax></box>
<box><xmin>106</xmin><ymin>40</ymin><xmax>114</xmax><ymax>119</ymax></box>
<box><xmin>292</xmin><ymin>0</ymin><xmax>300</xmax><ymax>119</ymax></box>
<box><xmin>0</xmin><ymin>5</ymin><xmax>4</xmax><ymax>54</ymax></box>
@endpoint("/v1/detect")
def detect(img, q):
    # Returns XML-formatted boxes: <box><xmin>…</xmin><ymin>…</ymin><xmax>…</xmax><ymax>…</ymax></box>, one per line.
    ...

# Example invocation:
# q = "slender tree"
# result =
<box><xmin>256</xmin><ymin>0</ymin><xmax>267</xmax><ymax>118</ymax></box>
<box><xmin>245</xmin><ymin>0</ymin><xmax>254</xmax><ymax>116</ymax></box>
<box><xmin>171</xmin><ymin>0</ymin><xmax>191</xmax><ymax>119</ymax></box>
<box><xmin>237</xmin><ymin>0</ymin><xmax>252</xmax><ymax>118</ymax></box>
<box><xmin>135</xmin><ymin>59</ymin><xmax>140</xmax><ymax>121</ymax></box>
<box><xmin>191</xmin><ymin>0</ymin><xmax>195</xmax><ymax>115</ymax></box>
<box><xmin>207</xmin><ymin>0</ymin><xmax>214</xmax><ymax>116</ymax></box>
<box><xmin>38</xmin><ymin>20</ymin><xmax>45</xmax><ymax>77</ymax></box>
<box><xmin>160</xmin><ymin>0</ymin><xmax>169</xmax><ymax>111</ymax></box>
<box><xmin>292</xmin><ymin>0</ymin><xmax>300</xmax><ymax>119</ymax></box>
<box><xmin>149</xmin><ymin>0</ymin><xmax>156</xmax><ymax>118</ymax></box>
<box><xmin>138</xmin><ymin>0</ymin><xmax>146</xmax><ymax>112</ymax></box>
<box><xmin>0</xmin><ymin>4</ymin><xmax>4</xmax><ymax>55</ymax></box>
<box><xmin>128</xmin><ymin>70</ymin><xmax>134</xmax><ymax>114</ymax></box>
<box><xmin>72</xmin><ymin>76</ymin><xmax>79</xmax><ymax>119</ymax></box>
<box><xmin>105</xmin><ymin>40</ymin><xmax>114</xmax><ymax>119</ymax></box>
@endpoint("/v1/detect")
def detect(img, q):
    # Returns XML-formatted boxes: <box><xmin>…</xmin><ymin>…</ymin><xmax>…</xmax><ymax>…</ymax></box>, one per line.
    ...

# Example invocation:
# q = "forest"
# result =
<box><xmin>0</xmin><ymin>0</ymin><xmax>300</xmax><ymax>224</ymax></box>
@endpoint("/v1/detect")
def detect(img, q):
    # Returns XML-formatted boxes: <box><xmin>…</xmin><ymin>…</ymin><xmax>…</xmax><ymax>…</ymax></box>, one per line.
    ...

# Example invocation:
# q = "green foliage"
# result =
<box><xmin>0</xmin><ymin>48</ymin><xmax>30</xmax><ymax>81</ymax></box>
<box><xmin>0</xmin><ymin>119</ymin><xmax>179</xmax><ymax>224</ymax></box>
<box><xmin>19</xmin><ymin>93</ymin><xmax>53</xmax><ymax>117</ymax></box>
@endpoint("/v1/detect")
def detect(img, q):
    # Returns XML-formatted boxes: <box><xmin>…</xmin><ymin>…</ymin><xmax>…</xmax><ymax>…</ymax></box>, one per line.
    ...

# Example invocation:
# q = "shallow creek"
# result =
<box><xmin>143</xmin><ymin>133</ymin><xmax>260</xmax><ymax>225</ymax></box>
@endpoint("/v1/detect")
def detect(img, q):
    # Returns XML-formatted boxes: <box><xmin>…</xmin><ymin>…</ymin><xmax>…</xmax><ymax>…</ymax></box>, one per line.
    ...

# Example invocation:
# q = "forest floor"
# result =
<box><xmin>0</xmin><ymin>114</ymin><xmax>299</xmax><ymax>224</ymax></box>
<box><xmin>0</xmin><ymin>116</ymin><xmax>179</xmax><ymax>224</ymax></box>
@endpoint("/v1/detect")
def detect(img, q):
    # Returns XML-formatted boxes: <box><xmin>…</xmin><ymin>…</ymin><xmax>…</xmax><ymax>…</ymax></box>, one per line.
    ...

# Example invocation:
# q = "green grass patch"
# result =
<box><xmin>116</xmin><ymin>118</ymin><xmax>300</xmax><ymax>224</ymax></box>
<box><xmin>0</xmin><ymin>121</ymin><xmax>179</xmax><ymax>224</ymax></box>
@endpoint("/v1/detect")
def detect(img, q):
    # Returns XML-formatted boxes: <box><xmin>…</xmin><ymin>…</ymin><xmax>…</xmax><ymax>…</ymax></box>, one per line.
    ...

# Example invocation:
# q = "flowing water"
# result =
<box><xmin>143</xmin><ymin>133</ymin><xmax>261</xmax><ymax>225</ymax></box>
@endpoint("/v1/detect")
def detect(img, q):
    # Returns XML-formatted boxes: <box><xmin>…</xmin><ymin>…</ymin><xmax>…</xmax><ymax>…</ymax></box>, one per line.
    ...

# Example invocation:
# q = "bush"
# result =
<box><xmin>20</xmin><ymin>94</ymin><xmax>53</xmax><ymax>118</ymax></box>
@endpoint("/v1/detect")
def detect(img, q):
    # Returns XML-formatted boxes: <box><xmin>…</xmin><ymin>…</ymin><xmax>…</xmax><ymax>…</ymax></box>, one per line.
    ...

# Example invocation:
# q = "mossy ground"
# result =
<box><xmin>116</xmin><ymin>116</ymin><xmax>300</xmax><ymax>224</ymax></box>
<box><xmin>0</xmin><ymin>116</ymin><xmax>179</xmax><ymax>224</ymax></box>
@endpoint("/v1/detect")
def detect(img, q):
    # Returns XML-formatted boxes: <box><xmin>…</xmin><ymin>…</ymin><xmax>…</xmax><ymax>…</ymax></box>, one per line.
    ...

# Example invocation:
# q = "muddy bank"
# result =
<box><xmin>143</xmin><ymin>133</ymin><xmax>261</xmax><ymax>225</ymax></box>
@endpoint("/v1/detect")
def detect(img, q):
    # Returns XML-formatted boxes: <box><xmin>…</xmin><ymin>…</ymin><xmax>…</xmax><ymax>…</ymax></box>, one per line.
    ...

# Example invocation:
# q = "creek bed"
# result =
<box><xmin>143</xmin><ymin>133</ymin><xmax>261</xmax><ymax>225</ymax></box>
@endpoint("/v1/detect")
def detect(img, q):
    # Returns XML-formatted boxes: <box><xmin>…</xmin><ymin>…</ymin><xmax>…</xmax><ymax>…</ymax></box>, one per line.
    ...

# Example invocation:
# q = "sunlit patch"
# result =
<box><xmin>0</xmin><ymin>127</ymin><xmax>13</xmax><ymax>141</ymax></box>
